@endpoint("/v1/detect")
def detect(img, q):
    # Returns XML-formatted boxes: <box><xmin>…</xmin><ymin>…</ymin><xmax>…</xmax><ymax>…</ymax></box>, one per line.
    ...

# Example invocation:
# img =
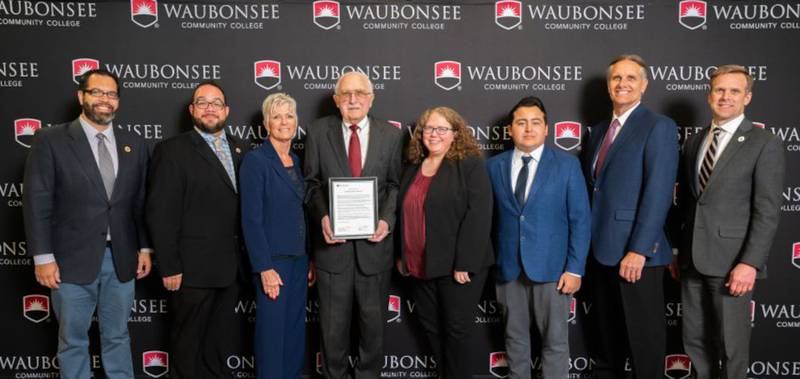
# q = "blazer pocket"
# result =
<box><xmin>718</xmin><ymin>226</ymin><xmax>747</xmax><ymax>239</ymax></box>
<box><xmin>614</xmin><ymin>209</ymin><xmax>636</xmax><ymax>221</ymax></box>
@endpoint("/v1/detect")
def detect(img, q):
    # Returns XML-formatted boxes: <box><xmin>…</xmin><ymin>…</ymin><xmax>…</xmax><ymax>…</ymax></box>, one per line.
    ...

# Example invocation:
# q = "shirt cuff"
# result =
<box><xmin>139</xmin><ymin>248</ymin><xmax>153</xmax><ymax>254</ymax></box>
<box><xmin>33</xmin><ymin>254</ymin><xmax>56</xmax><ymax>265</ymax></box>
<box><xmin>565</xmin><ymin>272</ymin><xmax>581</xmax><ymax>278</ymax></box>
<box><xmin>672</xmin><ymin>248</ymin><xmax>679</xmax><ymax>256</ymax></box>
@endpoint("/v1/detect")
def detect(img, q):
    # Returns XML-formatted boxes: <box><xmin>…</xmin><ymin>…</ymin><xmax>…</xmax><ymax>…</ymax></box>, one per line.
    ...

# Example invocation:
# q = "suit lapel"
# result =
<box><xmin>524</xmin><ymin>147</ymin><xmax>554</xmax><ymax>212</ymax></box>
<box><xmin>701</xmin><ymin>119</ymin><xmax>753</xmax><ymax>197</ymax></box>
<box><xmin>66</xmin><ymin>119</ymin><xmax>108</xmax><ymax>201</ymax></box>
<box><xmin>597</xmin><ymin>106</ymin><xmax>643</xmax><ymax>180</ymax></box>
<box><xmin>265</xmin><ymin>142</ymin><xmax>304</xmax><ymax>200</ymax></box>
<box><xmin>326</xmin><ymin>118</ymin><xmax>351</xmax><ymax>176</ymax></box>
<box><xmin>498</xmin><ymin>151</ymin><xmax>518</xmax><ymax>213</ymax></box>
<box><xmin>111</xmin><ymin>130</ymin><xmax>133</xmax><ymax>202</ymax></box>
<box><xmin>685</xmin><ymin>126</ymin><xmax>708</xmax><ymax>198</ymax></box>
<box><xmin>190</xmin><ymin>131</ymin><xmax>236</xmax><ymax>193</ymax></box>
<box><xmin>361</xmin><ymin>117</ymin><xmax>382</xmax><ymax>176</ymax></box>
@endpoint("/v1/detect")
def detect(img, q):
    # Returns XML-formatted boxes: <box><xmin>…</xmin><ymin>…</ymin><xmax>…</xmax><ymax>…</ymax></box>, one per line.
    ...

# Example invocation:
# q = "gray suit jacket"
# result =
<box><xmin>678</xmin><ymin>119</ymin><xmax>784</xmax><ymax>278</ymax></box>
<box><xmin>23</xmin><ymin>119</ymin><xmax>150</xmax><ymax>284</ymax></box>
<box><xmin>304</xmin><ymin>115</ymin><xmax>403</xmax><ymax>275</ymax></box>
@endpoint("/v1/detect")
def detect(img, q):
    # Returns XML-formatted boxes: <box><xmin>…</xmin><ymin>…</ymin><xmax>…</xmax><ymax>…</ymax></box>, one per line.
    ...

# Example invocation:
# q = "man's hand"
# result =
<box><xmin>557</xmin><ymin>273</ymin><xmax>581</xmax><ymax>295</ymax></box>
<box><xmin>619</xmin><ymin>251</ymin><xmax>646</xmax><ymax>283</ymax></box>
<box><xmin>453</xmin><ymin>271</ymin><xmax>471</xmax><ymax>284</ymax></box>
<box><xmin>163</xmin><ymin>274</ymin><xmax>183</xmax><ymax>291</ymax></box>
<box><xmin>726</xmin><ymin>263</ymin><xmax>757</xmax><ymax>297</ymax></box>
<box><xmin>137</xmin><ymin>251</ymin><xmax>152</xmax><ymax>279</ymax></box>
<box><xmin>308</xmin><ymin>261</ymin><xmax>317</xmax><ymax>287</ymax></box>
<box><xmin>260</xmin><ymin>269</ymin><xmax>283</xmax><ymax>300</ymax></box>
<box><xmin>321</xmin><ymin>215</ymin><xmax>346</xmax><ymax>244</ymax></box>
<box><xmin>668</xmin><ymin>255</ymin><xmax>680</xmax><ymax>281</ymax></box>
<box><xmin>35</xmin><ymin>262</ymin><xmax>61</xmax><ymax>289</ymax></box>
<box><xmin>368</xmin><ymin>220</ymin><xmax>390</xmax><ymax>243</ymax></box>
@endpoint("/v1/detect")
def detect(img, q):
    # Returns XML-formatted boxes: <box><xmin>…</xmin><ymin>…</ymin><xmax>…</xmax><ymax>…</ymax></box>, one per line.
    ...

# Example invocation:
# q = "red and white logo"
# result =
<box><xmin>388</xmin><ymin>295</ymin><xmax>401</xmax><ymax>323</ymax></box>
<box><xmin>792</xmin><ymin>242</ymin><xmax>800</xmax><ymax>269</ymax></box>
<box><xmin>664</xmin><ymin>354</ymin><xmax>692</xmax><ymax>379</ymax></box>
<box><xmin>434</xmin><ymin>60</ymin><xmax>461</xmax><ymax>91</ymax></box>
<box><xmin>489</xmin><ymin>351</ymin><xmax>509</xmax><ymax>378</ymax></box>
<box><xmin>752</xmin><ymin>121</ymin><xmax>765</xmax><ymax>129</ymax></box>
<box><xmin>554</xmin><ymin>121</ymin><xmax>581</xmax><ymax>151</ymax></box>
<box><xmin>131</xmin><ymin>0</ymin><xmax>158</xmax><ymax>28</ymax></box>
<box><xmin>313</xmin><ymin>1</ymin><xmax>340</xmax><ymax>30</ymax></box>
<box><xmin>23</xmin><ymin>294</ymin><xmax>49</xmax><ymax>323</ymax></box>
<box><xmin>72</xmin><ymin>58</ymin><xmax>100</xmax><ymax>85</ymax></box>
<box><xmin>14</xmin><ymin>118</ymin><xmax>41</xmax><ymax>148</ymax></box>
<box><xmin>142</xmin><ymin>350</ymin><xmax>168</xmax><ymax>378</ymax></box>
<box><xmin>495</xmin><ymin>1</ymin><xmax>522</xmax><ymax>30</ymax></box>
<box><xmin>254</xmin><ymin>60</ymin><xmax>281</xmax><ymax>90</ymax></box>
<box><xmin>678</xmin><ymin>0</ymin><xmax>707</xmax><ymax>30</ymax></box>
<box><xmin>567</xmin><ymin>297</ymin><xmax>577</xmax><ymax>323</ymax></box>
<box><xmin>387</xmin><ymin>120</ymin><xmax>402</xmax><ymax>129</ymax></box>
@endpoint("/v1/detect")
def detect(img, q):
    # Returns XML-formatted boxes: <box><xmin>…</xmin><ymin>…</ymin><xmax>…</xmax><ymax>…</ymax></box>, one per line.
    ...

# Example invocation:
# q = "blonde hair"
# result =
<box><xmin>261</xmin><ymin>92</ymin><xmax>297</xmax><ymax>121</ymax></box>
<box><xmin>710</xmin><ymin>64</ymin><xmax>754</xmax><ymax>92</ymax></box>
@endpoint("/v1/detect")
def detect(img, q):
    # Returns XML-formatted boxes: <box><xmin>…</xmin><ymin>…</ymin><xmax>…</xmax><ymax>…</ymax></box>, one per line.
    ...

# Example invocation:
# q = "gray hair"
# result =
<box><xmin>607</xmin><ymin>54</ymin><xmax>648</xmax><ymax>81</ymax></box>
<box><xmin>261</xmin><ymin>92</ymin><xmax>297</xmax><ymax>122</ymax></box>
<box><xmin>334</xmin><ymin>71</ymin><xmax>374</xmax><ymax>94</ymax></box>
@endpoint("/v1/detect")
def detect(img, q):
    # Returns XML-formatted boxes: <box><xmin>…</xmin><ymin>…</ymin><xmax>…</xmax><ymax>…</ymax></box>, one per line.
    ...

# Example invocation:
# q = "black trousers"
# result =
<box><xmin>587</xmin><ymin>258</ymin><xmax>666</xmax><ymax>379</ymax></box>
<box><xmin>412</xmin><ymin>269</ymin><xmax>488</xmax><ymax>379</ymax></box>
<box><xmin>169</xmin><ymin>284</ymin><xmax>239</xmax><ymax>379</ymax></box>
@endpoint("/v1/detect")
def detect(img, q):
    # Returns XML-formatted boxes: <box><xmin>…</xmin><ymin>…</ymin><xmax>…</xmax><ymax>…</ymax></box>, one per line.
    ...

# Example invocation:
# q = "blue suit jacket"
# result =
<box><xmin>488</xmin><ymin>146</ymin><xmax>591</xmax><ymax>283</ymax></box>
<box><xmin>582</xmin><ymin>105</ymin><xmax>679</xmax><ymax>267</ymax></box>
<box><xmin>240</xmin><ymin>142</ymin><xmax>306</xmax><ymax>273</ymax></box>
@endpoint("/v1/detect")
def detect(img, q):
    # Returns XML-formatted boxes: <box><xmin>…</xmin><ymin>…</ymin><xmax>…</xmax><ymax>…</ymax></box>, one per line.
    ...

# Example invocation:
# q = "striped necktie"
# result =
<box><xmin>698</xmin><ymin>127</ymin><xmax>722</xmax><ymax>192</ymax></box>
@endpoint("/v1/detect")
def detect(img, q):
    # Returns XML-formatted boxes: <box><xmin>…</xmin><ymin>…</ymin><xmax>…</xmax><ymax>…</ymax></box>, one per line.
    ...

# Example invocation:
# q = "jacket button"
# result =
<box><xmin>520</xmin><ymin>216</ymin><xmax>525</xmax><ymax>221</ymax></box>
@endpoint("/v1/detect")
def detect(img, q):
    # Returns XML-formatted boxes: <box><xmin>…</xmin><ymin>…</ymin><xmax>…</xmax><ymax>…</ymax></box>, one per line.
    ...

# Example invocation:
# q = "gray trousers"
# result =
<box><xmin>682</xmin><ymin>266</ymin><xmax>753</xmax><ymax>379</ymax></box>
<box><xmin>496</xmin><ymin>276</ymin><xmax>570</xmax><ymax>379</ymax></box>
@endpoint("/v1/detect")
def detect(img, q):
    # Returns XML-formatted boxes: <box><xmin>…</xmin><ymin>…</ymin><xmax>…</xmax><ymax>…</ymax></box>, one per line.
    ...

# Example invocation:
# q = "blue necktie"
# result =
<box><xmin>514</xmin><ymin>155</ymin><xmax>533</xmax><ymax>207</ymax></box>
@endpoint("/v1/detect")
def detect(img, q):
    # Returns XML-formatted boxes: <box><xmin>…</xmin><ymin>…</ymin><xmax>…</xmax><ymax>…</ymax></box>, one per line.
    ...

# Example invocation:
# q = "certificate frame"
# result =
<box><xmin>328</xmin><ymin>176</ymin><xmax>379</xmax><ymax>240</ymax></box>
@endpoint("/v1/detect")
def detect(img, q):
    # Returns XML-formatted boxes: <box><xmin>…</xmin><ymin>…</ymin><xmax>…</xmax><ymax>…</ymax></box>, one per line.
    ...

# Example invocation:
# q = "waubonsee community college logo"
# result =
<box><xmin>72</xmin><ymin>58</ymin><xmax>99</xmax><ymax>85</ymax></box>
<box><xmin>792</xmin><ymin>242</ymin><xmax>800</xmax><ymax>269</ymax></box>
<box><xmin>664</xmin><ymin>354</ymin><xmax>692</xmax><ymax>379</ymax></box>
<box><xmin>489</xmin><ymin>351</ymin><xmax>509</xmax><ymax>378</ymax></box>
<box><xmin>495</xmin><ymin>1</ymin><xmax>522</xmax><ymax>30</ymax></box>
<box><xmin>434</xmin><ymin>60</ymin><xmax>461</xmax><ymax>91</ymax></box>
<box><xmin>23</xmin><ymin>294</ymin><xmax>49</xmax><ymax>323</ymax></box>
<box><xmin>567</xmin><ymin>297</ymin><xmax>577</xmax><ymax>323</ymax></box>
<box><xmin>554</xmin><ymin>121</ymin><xmax>581</xmax><ymax>151</ymax></box>
<box><xmin>678</xmin><ymin>0</ymin><xmax>707</xmax><ymax>30</ymax></box>
<box><xmin>142</xmin><ymin>350</ymin><xmax>169</xmax><ymax>378</ymax></box>
<box><xmin>313</xmin><ymin>0</ymin><xmax>340</xmax><ymax>30</ymax></box>
<box><xmin>131</xmin><ymin>0</ymin><xmax>158</xmax><ymax>28</ymax></box>
<box><xmin>387</xmin><ymin>120</ymin><xmax>403</xmax><ymax>129</ymax></box>
<box><xmin>254</xmin><ymin>60</ymin><xmax>281</xmax><ymax>90</ymax></box>
<box><xmin>14</xmin><ymin>118</ymin><xmax>41</xmax><ymax>148</ymax></box>
<box><xmin>387</xmin><ymin>295</ymin><xmax>401</xmax><ymax>323</ymax></box>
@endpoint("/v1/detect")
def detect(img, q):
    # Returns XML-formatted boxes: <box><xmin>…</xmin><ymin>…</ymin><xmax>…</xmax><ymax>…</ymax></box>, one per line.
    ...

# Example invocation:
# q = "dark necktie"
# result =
<box><xmin>698</xmin><ymin>127</ymin><xmax>722</xmax><ymax>192</ymax></box>
<box><xmin>594</xmin><ymin>118</ymin><xmax>621</xmax><ymax>178</ymax></box>
<box><xmin>96</xmin><ymin>133</ymin><xmax>115</xmax><ymax>199</ymax></box>
<box><xmin>514</xmin><ymin>155</ymin><xmax>533</xmax><ymax>207</ymax></box>
<box><xmin>348</xmin><ymin>124</ymin><xmax>362</xmax><ymax>177</ymax></box>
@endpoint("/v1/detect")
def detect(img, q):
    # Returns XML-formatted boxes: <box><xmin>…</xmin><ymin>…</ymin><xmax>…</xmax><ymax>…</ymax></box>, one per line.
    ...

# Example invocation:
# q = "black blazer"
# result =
<box><xmin>396</xmin><ymin>156</ymin><xmax>494</xmax><ymax>279</ymax></box>
<box><xmin>23</xmin><ymin>119</ymin><xmax>150</xmax><ymax>284</ymax></box>
<box><xmin>146</xmin><ymin>130</ymin><xmax>249</xmax><ymax>288</ymax></box>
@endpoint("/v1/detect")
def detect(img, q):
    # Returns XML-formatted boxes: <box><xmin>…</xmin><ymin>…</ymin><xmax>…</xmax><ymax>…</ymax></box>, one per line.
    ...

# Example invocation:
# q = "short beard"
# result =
<box><xmin>83</xmin><ymin>101</ymin><xmax>115</xmax><ymax>125</ymax></box>
<box><xmin>193</xmin><ymin>116</ymin><xmax>226</xmax><ymax>134</ymax></box>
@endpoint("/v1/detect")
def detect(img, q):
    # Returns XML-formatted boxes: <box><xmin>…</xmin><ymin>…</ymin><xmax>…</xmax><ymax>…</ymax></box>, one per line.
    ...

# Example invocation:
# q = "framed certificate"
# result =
<box><xmin>328</xmin><ymin>177</ymin><xmax>378</xmax><ymax>240</ymax></box>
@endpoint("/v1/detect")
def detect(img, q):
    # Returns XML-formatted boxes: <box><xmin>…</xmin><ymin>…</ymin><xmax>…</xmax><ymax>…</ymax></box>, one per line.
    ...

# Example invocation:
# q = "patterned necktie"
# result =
<box><xmin>213</xmin><ymin>137</ymin><xmax>237</xmax><ymax>191</ymax></box>
<box><xmin>594</xmin><ymin>118</ymin><xmax>621</xmax><ymax>178</ymax></box>
<box><xmin>348</xmin><ymin>124</ymin><xmax>362</xmax><ymax>177</ymax></box>
<box><xmin>698</xmin><ymin>127</ymin><xmax>722</xmax><ymax>192</ymax></box>
<box><xmin>96</xmin><ymin>133</ymin><xmax>115</xmax><ymax>199</ymax></box>
<box><xmin>514</xmin><ymin>155</ymin><xmax>533</xmax><ymax>207</ymax></box>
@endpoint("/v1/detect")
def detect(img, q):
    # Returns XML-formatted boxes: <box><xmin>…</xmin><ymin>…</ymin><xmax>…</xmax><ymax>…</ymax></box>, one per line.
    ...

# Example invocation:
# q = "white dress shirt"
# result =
<box><xmin>695</xmin><ymin>113</ymin><xmax>745</xmax><ymax>188</ymax></box>
<box><xmin>510</xmin><ymin>145</ymin><xmax>544</xmax><ymax>203</ymax></box>
<box><xmin>342</xmin><ymin>117</ymin><xmax>370</xmax><ymax>168</ymax></box>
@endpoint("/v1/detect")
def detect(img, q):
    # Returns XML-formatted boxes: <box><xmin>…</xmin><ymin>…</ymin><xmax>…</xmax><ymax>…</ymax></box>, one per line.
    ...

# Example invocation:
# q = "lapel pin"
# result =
<box><xmin>235</xmin><ymin>147</ymin><xmax>242</xmax><ymax>154</ymax></box>
<box><xmin>123</xmin><ymin>145</ymin><xmax>132</xmax><ymax>153</ymax></box>
<box><xmin>737</xmin><ymin>136</ymin><xmax>745</xmax><ymax>142</ymax></box>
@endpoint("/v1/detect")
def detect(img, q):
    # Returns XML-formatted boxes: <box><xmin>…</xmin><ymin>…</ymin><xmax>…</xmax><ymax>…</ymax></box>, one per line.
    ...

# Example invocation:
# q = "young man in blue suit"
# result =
<box><xmin>488</xmin><ymin>96</ymin><xmax>591</xmax><ymax>379</ymax></box>
<box><xmin>582</xmin><ymin>55</ymin><xmax>679</xmax><ymax>379</ymax></box>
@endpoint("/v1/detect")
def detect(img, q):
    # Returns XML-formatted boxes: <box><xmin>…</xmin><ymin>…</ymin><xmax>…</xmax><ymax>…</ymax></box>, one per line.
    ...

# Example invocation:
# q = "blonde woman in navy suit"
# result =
<box><xmin>241</xmin><ymin>93</ymin><xmax>313</xmax><ymax>379</ymax></box>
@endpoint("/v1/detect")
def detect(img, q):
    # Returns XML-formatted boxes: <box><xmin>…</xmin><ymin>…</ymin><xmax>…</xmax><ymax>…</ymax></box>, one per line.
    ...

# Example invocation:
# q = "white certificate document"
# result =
<box><xmin>329</xmin><ymin>177</ymin><xmax>378</xmax><ymax>239</ymax></box>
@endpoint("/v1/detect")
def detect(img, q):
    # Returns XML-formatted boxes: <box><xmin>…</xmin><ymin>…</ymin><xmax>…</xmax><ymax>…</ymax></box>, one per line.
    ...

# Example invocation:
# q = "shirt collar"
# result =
<box><xmin>79</xmin><ymin>116</ymin><xmax>115</xmax><ymax>142</ymax></box>
<box><xmin>342</xmin><ymin>117</ymin><xmax>370</xmax><ymax>133</ymax></box>
<box><xmin>512</xmin><ymin>144</ymin><xmax>544</xmax><ymax>164</ymax></box>
<box><xmin>612</xmin><ymin>101</ymin><xmax>641</xmax><ymax>127</ymax></box>
<box><xmin>712</xmin><ymin>114</ymin><xmax>745</xmax><ymax>135</ymax></box>
<box><xmin>194</xmin><ymin>126</ymin><xmax>227</xmax><ymax>144</ymax></box>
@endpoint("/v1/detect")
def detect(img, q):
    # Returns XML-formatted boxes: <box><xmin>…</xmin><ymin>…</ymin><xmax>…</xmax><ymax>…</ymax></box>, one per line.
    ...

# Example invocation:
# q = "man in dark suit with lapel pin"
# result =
<box><xmin>581</xmin><ymin>55</ymin><xmax>679</xmax><ymax>379</ymax></box>
<box><xmin>488</xmin><ymin>96</ymin><xmax>591</xmax><ymax>379</ymax></box>
<box><xmin>146</xmin><ymin>81</ymin><xmax>249</xmax><ymax>379</ymax></box>
<box><xmin>24</xmin><ymin>69</ymin><xmax>152</xmax><ymax>379</ymax></box>
<box><xmin>304</xmin><ymin>71</ymin><xmax>403</xmax><ymax>378</ymax></box>
<box><xmin>671</xmin><ymin>65</ymin><xmax>784</xmax><ymax>379</ymax></box>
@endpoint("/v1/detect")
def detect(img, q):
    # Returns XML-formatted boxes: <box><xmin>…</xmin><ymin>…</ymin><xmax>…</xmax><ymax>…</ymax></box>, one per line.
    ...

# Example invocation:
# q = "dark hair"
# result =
<box><xmin>78</xmin><ymin>69</ymin><xmax>121</xmax><ymax>95</ymax></box>
<box><xmin>507</xmin><ymin>96</ymin><xmax>548</xmax><ymax>125</ymax></box>
<box><xmin>192</xmin><ymin>80</ymin><xmax>227</xmax><ymax>103</ymax></box>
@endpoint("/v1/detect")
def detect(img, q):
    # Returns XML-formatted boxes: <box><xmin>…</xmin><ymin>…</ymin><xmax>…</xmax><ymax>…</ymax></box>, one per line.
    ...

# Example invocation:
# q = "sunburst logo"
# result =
<box><xmin>567</xmin><ymin>297</ymin><xmax>577</xmax><ymax>323</ymax></box>
<box><xmin>254</xmin><ymin>60</ymin><xmax>281</xmax><ymax>90</ymax></box>
<box><xmin>14</xmin><ymin>118</ymin><xmax>42</xmax><ymax>148</ymax></box>
<box><xmin>678</xmin><ymin>0</ymin><xmax>707</xmax><ymax>30</ymax></box>
<box><xmin>434</xmin><ymin>60</ymin><xmax>461</xmax><ymax>91</ymax></box>
<box><xmin>131</xmin><ymin>0</ymin><xmax>158</xmax><ymax>28</ymax></box>
<box><xmin>495</xmin><ymin>0</ymin><xmax>522</xmax><ymax>30</ymax></box>
<box><xmin>554</xmin><ymin>121</ymin><xmax>582</xmax><ymax>151</ymax></box>
<box><xmin>387</xmin><ymin>120</ymin><xmax>403</xmax><ymax>129</ymax></box>
<box><xmin>664</xmin><ymin>354</ymin><xmax>692</xmax><ymax>379</ymax></box>
<box><xmin>23</xmin><ymin>294</ymin><xmax>50</xmax><ymax>323</ymax></box>
<box><xmin>387</xmin><ymin>295</ymin><xmax>401</xmax><ymax>323</ymax></box>
<box><xmin>313</xmin><ymin>0</ymin><xmax>340</xmax><ymax>30</ymax></box>
<box><xmin>142</xmin><ymin>350</ymin><xmax>169</xmax><ymax>378</ymax></box>
<box><xmin>792</xmin><ymin>242</ymin><xmax>800</xmax><ymax>269</ymax></box>
<box><xmin>71</xmin><ymin>58</ymin><xmax>100</xmax><ymax>85</ymax></box>
<box><xmin>489</xmin><ymin>351</ymin><xmax>509</xmax><ymax>378</ymax></box>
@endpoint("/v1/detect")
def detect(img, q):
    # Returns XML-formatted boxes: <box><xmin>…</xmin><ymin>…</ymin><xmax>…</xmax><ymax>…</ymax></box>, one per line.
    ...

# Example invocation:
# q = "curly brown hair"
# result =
<box><xmin>407</xmin><ymin>106</ymin><xmax>481</xmax><ymax>164</ymax></box>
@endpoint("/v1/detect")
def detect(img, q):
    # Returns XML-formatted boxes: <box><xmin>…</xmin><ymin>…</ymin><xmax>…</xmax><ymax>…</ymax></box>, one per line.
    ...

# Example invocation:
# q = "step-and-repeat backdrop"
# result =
<box><xmin>1</xmin><ymin>0</ymin><xmax>799</xmax><ymax>378</ymax></box>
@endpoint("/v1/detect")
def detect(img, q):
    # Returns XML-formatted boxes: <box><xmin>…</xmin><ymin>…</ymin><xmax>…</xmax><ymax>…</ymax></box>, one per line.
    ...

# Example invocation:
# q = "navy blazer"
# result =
<box><xmin>488</xmin><ymin>146</ymin><xmax>591</xmax><ymax>283</ymax></box>
<box><xmin>240</xmin><ymin>142</ymin><xmax>306</xmax><ymax>273</ymax></box>
<box><xmin>582</xmin><ymin>105</ymin><xmax>679</xmax><ymax>267</ymax></box>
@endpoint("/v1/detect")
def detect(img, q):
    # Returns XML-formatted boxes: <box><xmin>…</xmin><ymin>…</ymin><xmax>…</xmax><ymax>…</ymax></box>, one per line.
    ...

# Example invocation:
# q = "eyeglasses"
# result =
<box><xmin>193</xmin><ymin>99</ymin><xmax>226</xmax><ymax>111</ymax></box>
<box><xmin>83</xmin><ymin>88</ymin><xmax>119</xmax><ymax>100</ymax></box>
<box><xmin>336</xmin><ymin>90</ymin><xmax>373</xmax><ymax>100</ymax></box>
<box><xmin>421</xmin><ymin>126</ymin><xmax>453</xmax><ymax>135</ymax></box>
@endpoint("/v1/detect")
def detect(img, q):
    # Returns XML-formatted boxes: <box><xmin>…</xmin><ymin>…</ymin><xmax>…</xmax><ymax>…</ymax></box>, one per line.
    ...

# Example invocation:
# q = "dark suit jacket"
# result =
<box><xmin>146</xmin><ymin>130</ymin><xmax>249</xmax><ymax>288</ymax></box>
<box><xmin>582</xmin><ymin>105</ymin><xmax>679</xmax><ymax>267</ymax></box>
<box><xmin>488</xmin><ymin>147</ymin><xmax>591</xmax><ymax>283</ymax></box>
<box><xmin>396</xmin><ymin>156</ymin><xmax>494</xmax><ymax>279</ymax></box>
<box><xmin>304</xmin><ymin>115</ymin><xmax>403</xmax><ymax>275</ymax></box>
<box><xmin>240</xmin><ymin>141</ymin><xmax>306</xmax><ymax>274</ymax></box>
<box><xmin>678</xmin><ymin>119</ymin><xmax>784</xmax><ymax>278</ymax></box>
<box><xmin>23</xmin><ymin>119</ymin><xmax>150</xmax><ymax>284</ymax></box>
